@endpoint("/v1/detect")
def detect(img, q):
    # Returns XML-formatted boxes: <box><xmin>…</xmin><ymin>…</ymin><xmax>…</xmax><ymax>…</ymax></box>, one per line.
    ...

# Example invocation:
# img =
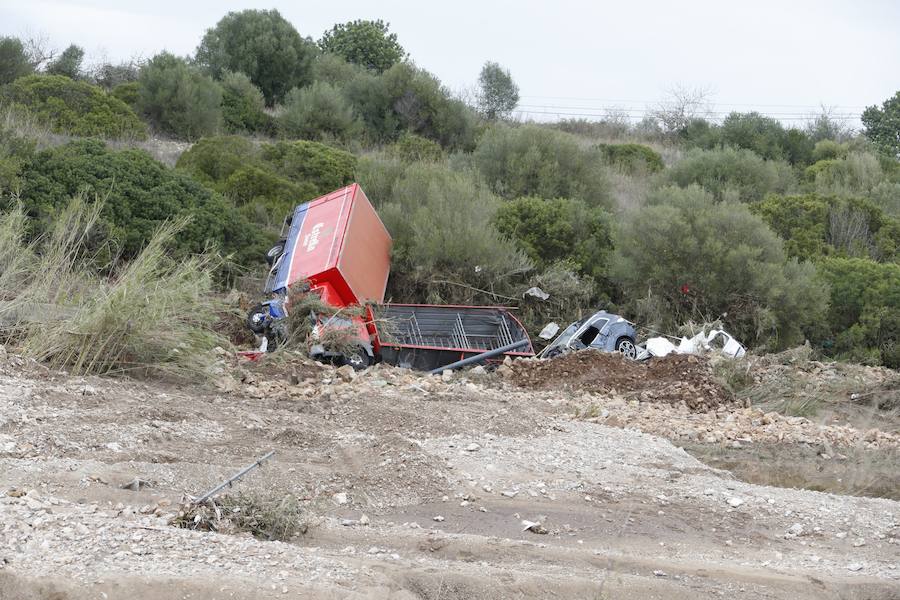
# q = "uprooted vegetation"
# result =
<box><xmin>173</xmin><ymin>492</ymin><xmax>309</xmax><ymax>541</ymax></box>
<box><xmin>0</xmin><ymin>196</ymin><xmax>228</xmax><ymax>379</ymax></box>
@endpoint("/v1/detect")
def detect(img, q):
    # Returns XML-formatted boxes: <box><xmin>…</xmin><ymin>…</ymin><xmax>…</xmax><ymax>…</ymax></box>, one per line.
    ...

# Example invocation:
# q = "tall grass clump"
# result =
<box><xmin>1</xmin><ymin>196</ymin><xmax>227</xmax><ymax>379</ymax></box>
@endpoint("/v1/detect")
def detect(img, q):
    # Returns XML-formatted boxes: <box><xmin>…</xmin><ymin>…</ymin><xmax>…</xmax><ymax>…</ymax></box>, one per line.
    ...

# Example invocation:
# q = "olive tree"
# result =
<box><xmin>476</xmin><ymin>61</ymin><xmax>519</xmax><ymax>120</ymax></box>
<box><xmin>195</xmin><ymin>9</ymin><xmax>316</xmax><ymax>105</ymax></box>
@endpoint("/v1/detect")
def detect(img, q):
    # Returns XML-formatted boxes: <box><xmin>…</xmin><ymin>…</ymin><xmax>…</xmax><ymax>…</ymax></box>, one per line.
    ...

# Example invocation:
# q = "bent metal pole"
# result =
<box><xmin>193</xmin><ymin>450</ymin><xmax>276</xmax><ymax>504</ymax></box>
<box><xmin>427</xmin><ymin>339</ymin><xmax>530</xmax><ymax>376</ymax></box>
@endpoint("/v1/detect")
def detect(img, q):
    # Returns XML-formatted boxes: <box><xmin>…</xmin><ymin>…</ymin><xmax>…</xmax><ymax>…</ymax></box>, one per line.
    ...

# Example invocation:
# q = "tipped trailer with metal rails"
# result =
<box><xmin>247</xmin><ymin>184</ymin><xmax>534</xmax><ymax>370</ymax></box>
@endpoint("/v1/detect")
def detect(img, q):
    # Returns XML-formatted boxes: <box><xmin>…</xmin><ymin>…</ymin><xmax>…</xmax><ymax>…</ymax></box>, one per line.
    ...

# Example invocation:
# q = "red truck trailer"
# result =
<box><xmin>249</xmin><ymin>184</ymin><xmax>534</xmax><ymax>370</ymax></box>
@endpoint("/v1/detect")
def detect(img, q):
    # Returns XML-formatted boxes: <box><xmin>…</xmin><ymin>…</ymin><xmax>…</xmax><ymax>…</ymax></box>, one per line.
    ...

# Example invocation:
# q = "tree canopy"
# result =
<box><xmin>195</xmin><ymin>9</ymin><xmax>316</xmax><ymax>105</ymax></box>
<box><xmin>318</xmin><ymin>19</ymin><xmax>405</xmax><ymax>73</ymax></box>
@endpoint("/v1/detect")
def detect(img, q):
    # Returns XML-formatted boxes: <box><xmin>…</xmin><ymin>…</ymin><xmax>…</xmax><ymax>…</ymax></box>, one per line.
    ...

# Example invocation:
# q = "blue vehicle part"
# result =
<box><xmin>268</xmin><ymin>203</ymin><xmax>310</xmax><ymax>294</ymax></box>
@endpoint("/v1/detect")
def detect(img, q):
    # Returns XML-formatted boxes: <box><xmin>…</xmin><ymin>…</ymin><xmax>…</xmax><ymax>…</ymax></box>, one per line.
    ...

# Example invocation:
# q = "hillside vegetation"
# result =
<box><xmin>0</xmin><ymin>10</ymin><xmax>899</xmax><ymax>368</ymax></box>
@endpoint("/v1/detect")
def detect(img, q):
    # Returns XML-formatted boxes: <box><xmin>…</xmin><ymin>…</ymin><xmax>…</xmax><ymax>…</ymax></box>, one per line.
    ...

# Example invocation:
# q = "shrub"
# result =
<box><xmin>137</xmin><ymin>52</ymin><xmax>222</xmax><ymax>140</ymax></box>
<box><xmin>494</xmin><ymin>196</ymin><xmax>614</xmax><ymax>285</ymax></box>
<box><xmin>175</xmin><ymin>135</ymin><xmax>260</xmax><ymax>187</ymax></box>
<box><xmin>611</xmin><ymin>185</ymin><xmax>827</xmax><ymax>348</ymax></box>
<box><xmin>818</xmin><ymin>257</ymin><xmax>900</xmax><ymax>367</ymax></box>
<box><xmin>808</xmin><ymin>152</ymin><xmax>884</xmax><ymax>196</ymax></box>
<box><xmin>472</xmin><ymin>125</ymin><xmax>611</xmax><ymax>207</ymax></box>
<box><xmin>311</xmin><ymin>53</ymin><xmax>364</xmax><ymax>86</ymax></box>
<box><xmin>718</xmin><ymin>111</ymin><xmax>813</xmax><ymax>164</ymax></box>
<box><xmin>388</xmin><ymin>132</ymin><xmax>444</xmax><ymax>163</ymax></box>
<box><xmin>318</xmin><ymin>19</ymin><xmax>405</xmax><ymax>73</ymax></box>
<box><xmin>752</xmin><ymin>194</ymin><xmax>831</xmax><ymax>261</ymax></box>
<box><xmin>110</xmin><ymin>81</ymin><xmax>139</xmax><ymax>108</ymax></box>
<box><xmin>260</xmin><ymin>140</ymin><xmax>356</xmax><ymax>195</ymax></box>
<box><xmin>278</xmin><ymin>81</ymin><xmax>356</xmax><ymax>140</ymax></box>
<box><xmin>1</xmin><ymin>74</ymin><xmax>148</xmax><ymax>139</ymax></box>
<box><xmin>753</xmin><ymin>193</ymin><xmax>899</xmax><ymax>263</ymax></box>
<box><xmin>176</xmin><ymin>137</ymin><xmax>352</xmax><ymax>227</ymax></box>
<box><xmin>666</xmin><ymin>147</ymin><xmax>794</xmax><ymax>202</ymax></box>
<box><xmin>0</xmin><ymin>37</ymin><xmax>33</xmax><ymax>85</ymax></box>
<box><xmin>195</xmin><ymin>9</ymin><xmax>316</xmax><ymax>105</ymax></box>
<box><xmin>343</xmin><ymin>62</ymin><xmax>476</xmax><ymax>149</ymax></box>
<box><xmin>354</xmin><ymin>153</ymin><xmax>405</xmax><ymax>207</ymax></box>
<box><xmin>223</xmin><ymin>165</ymin><xmax>316</xmax><ymax>228</ymax></box>
<box><xmin>376</xmin><ymin>162</ymin><xmax>532</xmax><ymax>303</ymax></box>
<box><xmin>221</xmin><ymin>71</ymin><xmax>270</xmax><ymax>134</ymax></box>
<box><xmin>92</xmin><ymin>60</ymin><xmax>141</xmax><ymax>89</ymax></box>
<box><xmin>595</xmin><ymin>143</ymin><xmax>664</xmax><ymax>173</ymax></box>
<box><xmin>16</xmin><ymin>139</ymin><xmax>266</xmax><ymax>267</ymax></box>
<box><xmin>46</xmin><ymin>44</ymin><xmax>85</xmax><ymax>79</ymax></box>
<box><xmin>812</xmin><ymin>139</ymin><xmax>849</xmax><ymax>162</ymax></box>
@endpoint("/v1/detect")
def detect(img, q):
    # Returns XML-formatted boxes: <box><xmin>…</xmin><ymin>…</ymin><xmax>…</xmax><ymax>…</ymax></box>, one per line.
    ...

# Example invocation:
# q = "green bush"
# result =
<box><xmin>2</xmin><ymin>75</ymin><xmax>148</xmax><ymax>140</ymax></box>
<box><xmin>666</xmin><ymin>147</ymin><xmax>795</xmax><ymax>202</ymax></box>
<box><xmin>718</xmin><ymin>112</ymin><xmax>813</xmax><ymax>165</ymax></box>
<box><xmin>221</xmin><ymin>71</ymin><xmax>270</xmax><ymax>134</ymax></box>
<box><xmin>753</xmin><ymin>193</ymin><xmax>899</xmax><ymax>263</ymax></box>
<box><xmin>752</xmin><ymin>194</ymin><xmax>831</xmax><ymax>261</ymax></box>
<box><xmin>354</xmin><ymin>153</ymin><xmax>406</xmax><ymax>207</ymax></box>
<box><xmin>15</xmin><ymin>139</ymin><xmax>266</xmax><ymax>267</ymax></box>
<box><xmin>175</xmin><ymin>135</ymin><xmax>260</xmax><ymax>187</ymax></box>
<box><xmin>223</xmin><ymin>166</ymin><xmax>316</xmax><ymax>228</ymax></box>
<box><xmin>494</xmin><ymin>196</ymin><xmax>614</xmax><ymax>285</ymax></box>
<box><xmin>318</xmin><ymin>19</ymin><xmax>405</xmax><ymax>73</ymax></box>
<box><xmin>377</xmin><ymin>162</ymin><xmax>532</xmax><ymax>303</ymax></box>
<box><xmin>818</xmin><ymin>257</ymin><xmax>900</xmax><ymax>367</ymax></box>
<box><xmin>137</xmin><ymin>52</ymin><xmax>222</xmax><ymax>140</ymax></box>
<box><xmin>0</xmin><ymin>118</ymin><xmax>36</xmax><ymax>192</ymax></box>
<box><xmin>195</xmin><ymin>9</ymin><xmax>316</xmax><ymax>105</ymax></box>
<box><xmin>808</xmin><ymin>152</ymin><xmax>884</xmax><ymax>196</ymax></box>
<box><xmin>260</xmin><ymin>140</ymin><xmax>356</xmax><ymax>195</ymax></box>
<box><xmin>278</xmin><ymin>81</ymin><xmax>356</xmax><ymax>140</ymax></box>
<box><xmin>0</xmin><ymin>37</ymin><xmax>33</xmax><ymax>85</ymax></box>
<box><xmin>176</xmin><ymin>136</ymin><xmax>352</xmax><ymax>228</ymax></box>
<box><xmin>310</xmin><ymin>53</ymin><xmax>364</xmax><ymax>86</ymax></box>
<box><xmin>812</xmin><ymin>139</ymin><xmax>849</xmax><ymax>162</ymax></box>
<box><xmin>110</xmin><ymin>81</ymin><xmax>139</xmax><ymax>108</ymax></box>
<box><xmin>388</xmin><ymin>132</ymin><xmax>444</xmax><ymax>163</ymax></box>
<box><xmin>343</xmin><ymin>62</ymin><xmax>476</xmax><ymax>149</ymax></box>
<box><xmin>595</xmin><ymin>143</ymin><xmax>663</xmax><ymax>173</ymax></box>
<box><xmin>472</xmin><ymin>125</ymin><xmax>611</xmax><ymax>207</ymax></box>
<box><xmin>611</xmin><ymin>185</ymin><xmax>827</xmax><ymax>348</ymax></box>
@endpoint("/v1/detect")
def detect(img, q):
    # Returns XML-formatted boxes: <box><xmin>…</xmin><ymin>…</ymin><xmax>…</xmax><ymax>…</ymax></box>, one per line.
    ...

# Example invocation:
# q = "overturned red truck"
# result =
<box><xmin>247</xmin><ymin>184</ymin><xmax>534</xmax><ymax>371</ymax></box>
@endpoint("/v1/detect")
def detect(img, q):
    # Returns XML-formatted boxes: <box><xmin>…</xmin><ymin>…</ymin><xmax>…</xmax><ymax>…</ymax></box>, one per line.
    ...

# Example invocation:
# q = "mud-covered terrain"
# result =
<box><xmin>1</xmin><ymin>348</ymin><xmax>898</xmax><ymax>599</ymax></box>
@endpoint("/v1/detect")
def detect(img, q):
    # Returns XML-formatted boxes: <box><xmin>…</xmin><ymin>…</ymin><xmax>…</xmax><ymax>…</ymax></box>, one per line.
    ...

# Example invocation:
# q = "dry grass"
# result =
<box><xmin>1</xmin><ymin>195</ymin><xmax>228</xmax><ymax>379</ymax></box>
<box><xmin>173</xmin><ymin>492</ymin><xmax>308</xmax><ymax>541</ymax></box>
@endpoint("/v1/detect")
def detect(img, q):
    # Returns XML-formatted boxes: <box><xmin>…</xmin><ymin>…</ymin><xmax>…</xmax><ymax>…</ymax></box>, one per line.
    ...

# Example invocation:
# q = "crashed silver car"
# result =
<box><xmin>538</xmin><ymin>311</ymin><xmax>638</xmax><ymax>359</ymax></box>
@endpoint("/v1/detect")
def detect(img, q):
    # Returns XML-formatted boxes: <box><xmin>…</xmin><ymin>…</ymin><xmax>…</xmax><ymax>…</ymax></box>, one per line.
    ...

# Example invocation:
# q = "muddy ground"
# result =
<box><xmin>0</xmin><ymin>348</ymin><xmax>898</xmax><ymax>599</ymax></box>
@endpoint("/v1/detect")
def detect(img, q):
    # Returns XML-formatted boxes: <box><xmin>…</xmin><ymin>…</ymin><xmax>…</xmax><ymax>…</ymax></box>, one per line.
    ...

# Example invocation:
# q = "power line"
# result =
<box><xmin>518</xmin><ymin>95</ymin><xmax>868</xmax><ymax>110</ymax></box>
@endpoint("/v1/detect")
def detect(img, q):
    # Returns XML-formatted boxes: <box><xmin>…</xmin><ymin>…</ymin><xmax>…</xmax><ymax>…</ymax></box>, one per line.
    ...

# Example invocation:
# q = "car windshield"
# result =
<box><xmin>549</xmin><ymin>317</ymin><xmax>589</xmax><ymax>347</ymax></box>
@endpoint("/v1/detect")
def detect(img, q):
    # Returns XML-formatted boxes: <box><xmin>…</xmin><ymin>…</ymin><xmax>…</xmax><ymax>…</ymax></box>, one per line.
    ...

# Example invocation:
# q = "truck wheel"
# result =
<box><xmin>246</xmin><ymin>304</ymin><xmax>268</xmax><ymax>334</ymax></box>
<box><xmin>616</xmin><ymin>337</ymin><xmax>637</xmax><ymax>360</ymax></box>
<box><xmin>343</xmin><ymin>346</ymin><xmax>372</xmax><ymax>371</ymax></box>
<box><xmin>265</xmin><ymin>241</ymin><xmax>285</xmax><ymax>265</ymax></box>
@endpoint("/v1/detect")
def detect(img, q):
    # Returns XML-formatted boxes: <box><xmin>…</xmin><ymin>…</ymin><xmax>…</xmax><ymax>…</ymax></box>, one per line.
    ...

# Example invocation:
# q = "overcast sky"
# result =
<box><xmin>2</xmin><ymin>0</ymin><xmax>898</xmax><ymax>126</ymax></box>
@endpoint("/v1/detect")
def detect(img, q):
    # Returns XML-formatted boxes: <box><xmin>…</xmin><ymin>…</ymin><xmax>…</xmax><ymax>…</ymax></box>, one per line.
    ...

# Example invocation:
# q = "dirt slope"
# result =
<box><xmin>0</xmin><ymin>349</ymin><xmax>898</xmax><ymax>599</ymax></box>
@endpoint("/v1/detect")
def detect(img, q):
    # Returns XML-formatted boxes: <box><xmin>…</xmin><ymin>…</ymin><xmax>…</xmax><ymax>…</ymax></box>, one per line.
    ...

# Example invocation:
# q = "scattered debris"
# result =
<box><xmin>120</xmin><ymin>478</ymin><xmax>152</xmax><ymax>491</ymax></box>
<box><xmin>522</xmin><ymin>520</ymin><xmax>548</xmax><ymax>534</ymax></box>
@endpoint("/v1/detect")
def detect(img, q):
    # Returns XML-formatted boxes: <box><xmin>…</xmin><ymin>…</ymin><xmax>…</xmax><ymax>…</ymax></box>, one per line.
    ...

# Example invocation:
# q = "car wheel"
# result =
<box><xmin>544</xmin><ymin>346</ymin><xmax>563</xmax><ymax>359</ymax></box>
<box><xmin>343</xmin><ymin>346</ymin><xmax>372</xmax><ymax>371</ymax></box>
<box><xmin>265</xmin><ymin>241</ymin><xmax>286</xmax><ymax>265</ymax></box>
<box><xmin>246</xmin><ymin>304</ymin><xmax>269</xmax><ymax>334</ymax></box>
<box><xmin>616</xmin><ymin>337</ymin><xmax>637</xmax><ymax>360</ymax></box>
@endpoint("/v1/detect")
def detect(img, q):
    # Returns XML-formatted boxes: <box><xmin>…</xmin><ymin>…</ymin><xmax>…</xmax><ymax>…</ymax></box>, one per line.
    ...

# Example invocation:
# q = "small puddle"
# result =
<box><xmin>682</xmin><ymin>443</ymin><xmax>900</xmax><ymax>501</ymax></box>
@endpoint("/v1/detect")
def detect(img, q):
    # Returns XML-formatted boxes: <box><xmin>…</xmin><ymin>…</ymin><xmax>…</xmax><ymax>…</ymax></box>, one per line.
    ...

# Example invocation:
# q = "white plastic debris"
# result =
<box><xmin>524</xmin><ymin>286</ymin><xmax>550</xmax><ymax>301</ymax></box>
<box><xmin>645</xmin><ymin>337</ymin><xmax>678</xmax><ymax>357</ymax></box>
<box><xmin>538</xmin><ymin>322</ymin><xmax>560</xmax><ymax>340</ymax></box>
